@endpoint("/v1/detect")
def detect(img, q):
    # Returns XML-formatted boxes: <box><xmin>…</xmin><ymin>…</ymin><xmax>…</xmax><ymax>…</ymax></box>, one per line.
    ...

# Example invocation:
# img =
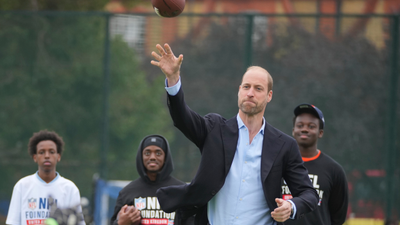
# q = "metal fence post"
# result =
<box><xmin>100</xmin><ymin>13</ymin><xmax>111</xmax><ymax>180</ymax></box>
<box><xmin>315</xmin><ymin>0</ymin><xmax>321</xmax><ymax>34</ymax></box>
<box><xmin>385</xmin><ymin>14</ymin><xmax>399</xmax><ymax>223</ymax></box>
<box><xmin>335</xmin><ymin>0</ymin><xmax>342</xmax><ymax>37</ymax></box>
<box><xmin>244</xmin><ymin>13</ymin><xmax>254</xmax><ymax>70</ymax></box>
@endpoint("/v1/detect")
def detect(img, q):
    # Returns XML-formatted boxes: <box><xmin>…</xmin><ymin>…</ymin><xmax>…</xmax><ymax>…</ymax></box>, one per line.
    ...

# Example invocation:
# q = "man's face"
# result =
<box><xmin>292</xmin><ymin>113</ymin><xmax>324</xmax><ymax>148</ymax></box>
<box><xmin>142</xmin><ymin>145</ymin><xmax>165</xmax><ymax>173</ymax></box>
<box><xmin>238</xmin><ymin>69</ymin><xmax>273</xmax><ymax>116</ymax></box>
<box><xmin>33</xmin><ymin>140</ymin><xmax>60</xmax><ymax>173</ymax></box>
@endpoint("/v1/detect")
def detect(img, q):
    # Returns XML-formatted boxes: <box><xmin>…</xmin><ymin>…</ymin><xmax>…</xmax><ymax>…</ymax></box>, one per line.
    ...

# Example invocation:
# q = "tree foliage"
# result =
<box><xmin>0</xmin><ymin>13</ymin><xmax>171</xmax><ymax>198</ymax></box>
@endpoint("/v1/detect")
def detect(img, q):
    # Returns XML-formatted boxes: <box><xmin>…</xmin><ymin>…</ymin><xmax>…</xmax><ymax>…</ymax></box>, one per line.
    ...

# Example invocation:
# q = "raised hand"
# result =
<box><xmin>271</xmin><ymin>198</ymin><xmax>292</xmax><ymax>222</ymax></box>
<box><xmin>151</xmin><ymin>43</ymin><xmax>183</xmax><ymax>86</ymax></box>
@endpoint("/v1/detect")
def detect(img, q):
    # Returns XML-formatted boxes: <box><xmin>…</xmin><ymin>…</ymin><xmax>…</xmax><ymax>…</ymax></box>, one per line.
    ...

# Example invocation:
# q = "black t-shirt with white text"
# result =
<box><xmin>282</xmin><ymin>151</ymin><xmax>348</xmax><ymax>225</ymax></box>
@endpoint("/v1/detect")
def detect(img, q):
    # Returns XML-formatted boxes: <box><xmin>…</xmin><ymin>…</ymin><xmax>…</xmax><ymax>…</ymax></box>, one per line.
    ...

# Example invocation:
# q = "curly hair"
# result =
<box><xmin>28</xmin><ymin>130</ymin><xmax>65</xmax><ymax>157</ymax></box>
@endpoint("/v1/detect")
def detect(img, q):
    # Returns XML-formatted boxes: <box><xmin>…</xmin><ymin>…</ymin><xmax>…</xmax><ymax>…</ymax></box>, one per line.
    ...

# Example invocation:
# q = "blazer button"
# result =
<box><xmin>211</xmin><ymin>190</ymin><xmax>216</xmax><ymax>196</ymax></box>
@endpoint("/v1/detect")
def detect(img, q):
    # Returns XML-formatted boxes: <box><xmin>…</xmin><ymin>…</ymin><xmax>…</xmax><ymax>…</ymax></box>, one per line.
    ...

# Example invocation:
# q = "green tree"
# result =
<box><xmin>0</xmin><ymin>13</ymin><xmax>171</xmax><ymax>201</ymax></box>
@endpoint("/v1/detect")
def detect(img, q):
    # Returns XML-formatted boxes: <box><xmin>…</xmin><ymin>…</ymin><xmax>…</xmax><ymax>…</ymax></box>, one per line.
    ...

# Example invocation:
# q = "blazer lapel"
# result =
<box><xmin>261</xmin><ymin>122</ymin><xmax>284</xmax><ymax>182</ymax></box>
<box><xmin>221</xmin><ymin>117</ymin><xmax>239</xmax><ymax>175</ymax></box>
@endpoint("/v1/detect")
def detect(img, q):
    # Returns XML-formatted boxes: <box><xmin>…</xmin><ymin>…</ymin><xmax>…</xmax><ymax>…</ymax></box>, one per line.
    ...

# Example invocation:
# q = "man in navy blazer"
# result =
<box><xmin>151</xmin><ymin>43</ymin><xmax>318</xmax><ymax>225</ymax></box>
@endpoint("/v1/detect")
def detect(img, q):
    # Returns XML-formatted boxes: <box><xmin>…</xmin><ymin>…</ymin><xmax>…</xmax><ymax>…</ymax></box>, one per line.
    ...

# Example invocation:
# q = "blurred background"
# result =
<box><xmin>0</xmin><ymin>0</ymin><xmax>399</xmax><ymax>224</ymax></box>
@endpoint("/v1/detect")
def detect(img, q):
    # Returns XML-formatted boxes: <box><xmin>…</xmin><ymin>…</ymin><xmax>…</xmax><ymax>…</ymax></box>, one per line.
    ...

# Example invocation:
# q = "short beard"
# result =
<box><xmin>238</xmin><ymin>102</ymin><xmax>264</xmax><ymax>116</ymax></box>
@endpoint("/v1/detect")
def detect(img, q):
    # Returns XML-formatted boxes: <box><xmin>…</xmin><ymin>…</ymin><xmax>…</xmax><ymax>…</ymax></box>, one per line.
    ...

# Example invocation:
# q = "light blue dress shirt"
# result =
<box><xmin>165</xmin><ymin>78</ymin><xmax>296</xmax><ymax>224</ymax></box>
<box><xmin>207</xmin><ymin>115</ymin><xmax>273</xmax><ymax>225</ymax></box>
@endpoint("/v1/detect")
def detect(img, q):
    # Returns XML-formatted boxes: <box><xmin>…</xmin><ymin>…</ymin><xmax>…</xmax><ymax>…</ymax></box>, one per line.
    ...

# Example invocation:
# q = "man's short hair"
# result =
<box><xmin>245</xmin><ymin>66</ymin><xmax>273</xmax><ymax>92</ymax></box>
<box><xmin>28</xmin><ymin>130</ymin><xmax>65</xmax><ymax>157</ymax></box>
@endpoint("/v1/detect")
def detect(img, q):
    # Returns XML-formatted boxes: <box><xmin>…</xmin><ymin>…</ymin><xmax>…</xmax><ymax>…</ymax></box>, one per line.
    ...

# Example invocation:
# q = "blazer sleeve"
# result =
<box><xmin>167</xmin><ymin>87</ymin><xmax>213</xmax><ymax>150</ymax></box>
<box><xmin>283</xmin><ymin>139</ymin><xmax>319</xmax><ymax>219</ymax></box>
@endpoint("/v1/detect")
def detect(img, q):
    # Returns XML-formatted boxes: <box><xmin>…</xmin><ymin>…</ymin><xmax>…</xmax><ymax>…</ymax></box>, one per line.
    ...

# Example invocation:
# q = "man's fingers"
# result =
<box><xmin>164</xmin><ymin>43</ymin><xmax>173</xmax><ymax>55</ymax></box>
<box><xmin>271</xmin><ymin>200</ymin><xmax>292</xmax><ymax>222</ymax></box>
<box><xmin>271</xmin><ymin>209</ymin><xmax>291</xmax><ymax>222</ymax></box>
<box><xmin>151</xmin><ymin>51</ymin><xmax>161</xmax><ymax>61</ymax></box>
<box><xmin>129</xmin><ymin>210</ymin><xmax>141</xmax><ymax>222</ymax></box>
<box><xmin>274</xmin><ymin>200</ymin><xmax>291</xmax><ymax>212</ymax></box>
<box><xmin>272</xmin><ymin>213</ymin><xmax>290</xmax><ymax>222</ymax></box>
<box><xmin>275</xmin><ymin>198</ymin><xmax>284</xmax><ymax>206</ymax></box>
<box><xmin>119</xmin><ymin>205</ymin><xmax>128</xmax><ymax>216</ymax></box>
<box><xmin>178</xmin><ymin>54</ymin><xmax>183</xmax><ymax>64</ymax></box>
<box><xmin>127</xmin><ymin>206</ymin><xmax>135</xmax><ymax>213</ymax></box>
<box><xmin>150</xmin><ymin>60</ymin><xmax>159</xmax><ymax>67</ymax></box>
<box><xmin>156</xmin><ymin>44</ymin><xmax>166</xmax><ymax>55</ymax></box>
<box><xmin>151</xmin><ymin>43</ymin><xmax>182</xmax><ymax>79</ymax></box>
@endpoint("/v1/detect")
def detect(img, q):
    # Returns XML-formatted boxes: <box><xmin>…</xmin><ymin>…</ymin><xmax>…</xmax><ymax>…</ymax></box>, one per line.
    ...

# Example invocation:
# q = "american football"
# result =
<box><xmin>151</xmin><ymin>0</ymin><xmax>185</xmax><ymax>18</ymax></box>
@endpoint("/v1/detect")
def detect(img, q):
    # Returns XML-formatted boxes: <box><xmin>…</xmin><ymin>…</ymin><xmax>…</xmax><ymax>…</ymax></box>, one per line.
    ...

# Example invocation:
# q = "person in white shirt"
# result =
<box><xmin>6</xmin><ymin>130</ymin><xmax>85</xmax><ymax>225</ymax></box>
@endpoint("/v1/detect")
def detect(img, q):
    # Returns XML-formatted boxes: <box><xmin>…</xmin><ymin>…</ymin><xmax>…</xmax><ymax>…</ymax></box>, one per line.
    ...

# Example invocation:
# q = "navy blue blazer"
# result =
<box><xmin>157</xmin><ymin>88</ymin><xmax>318</xmax><ymax>224</ymax></box>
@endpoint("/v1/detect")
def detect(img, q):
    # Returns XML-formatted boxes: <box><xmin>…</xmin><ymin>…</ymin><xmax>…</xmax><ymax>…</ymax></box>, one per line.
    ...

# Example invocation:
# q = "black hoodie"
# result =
<box><xmin>110</xmin><ymin>135</ymin><xmax>186</xmax><ymax>225</ymax></box>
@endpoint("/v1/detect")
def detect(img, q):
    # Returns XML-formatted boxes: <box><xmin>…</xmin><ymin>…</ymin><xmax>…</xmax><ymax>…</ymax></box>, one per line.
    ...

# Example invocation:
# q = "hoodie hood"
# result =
<box><xmin>136</xmin><ymin>134</ymin><xmax>174</xmax><ymax>183</ymax></box>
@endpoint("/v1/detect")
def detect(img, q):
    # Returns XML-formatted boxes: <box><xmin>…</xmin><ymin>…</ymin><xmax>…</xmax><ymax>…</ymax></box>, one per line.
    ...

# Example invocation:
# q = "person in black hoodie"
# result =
<box><xmin>110</xmin><ymin>134</ymin><xmax>188</xmax><ymax>225</ymax></box>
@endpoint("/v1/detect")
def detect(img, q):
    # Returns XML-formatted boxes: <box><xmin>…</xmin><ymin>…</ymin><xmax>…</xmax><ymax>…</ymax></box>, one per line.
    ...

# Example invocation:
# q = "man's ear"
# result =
<box><xmin>33</xmin><ymin>154</ymin><xmax>37</xmax><ymax>163</ymax></box>
<box><xmin>57</xmin><ymin>154</ymin><xmax>61</xmax><ymax>162</ymax></box>
<box><xmin>267</xmin><ymin>90</ymin><xmax>273</xmax><ymax>103</ymax></box>
<box><xmin>318</xmin><ymin>129</ymin><xmax>324</xmax><ymax>138</ymax></box>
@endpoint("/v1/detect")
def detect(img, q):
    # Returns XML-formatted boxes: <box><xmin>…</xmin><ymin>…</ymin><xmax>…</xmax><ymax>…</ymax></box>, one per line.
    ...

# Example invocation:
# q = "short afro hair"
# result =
<box><xmin>28</xmin><ymin>130</ymin><xmax>65</xmax><ymax>157</ymax></box>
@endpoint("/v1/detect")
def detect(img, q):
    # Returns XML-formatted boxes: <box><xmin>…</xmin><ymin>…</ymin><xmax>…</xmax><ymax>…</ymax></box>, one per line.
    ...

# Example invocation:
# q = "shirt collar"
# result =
<box><xmin>35</xmin><ymin>171</ymin><xmax>60</xmax><ymax>184</ymax></box>
<box><xmin>236</xmin><ymin>114</ymin><xmax>265</xmax><ymax>135</ymax></box>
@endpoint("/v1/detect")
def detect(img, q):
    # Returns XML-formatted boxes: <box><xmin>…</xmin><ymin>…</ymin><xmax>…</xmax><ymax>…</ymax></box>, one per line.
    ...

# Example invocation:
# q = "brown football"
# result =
<box><xmin>151</xmin><ymin>0</ymin><xmax>185</xmax><ymax>18</ymax></box>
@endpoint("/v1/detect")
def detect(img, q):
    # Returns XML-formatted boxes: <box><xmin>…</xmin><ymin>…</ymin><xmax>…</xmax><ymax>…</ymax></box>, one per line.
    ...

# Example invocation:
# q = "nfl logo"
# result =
<box><xmin>28</xmin><ymin>198</ymin><xmax>37</xmax><ymax>209</ymax></box>
<box><xmin>135</xmin><ymin>197</ymin><xmax>146</xmax><ymax>210</ymax></box>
